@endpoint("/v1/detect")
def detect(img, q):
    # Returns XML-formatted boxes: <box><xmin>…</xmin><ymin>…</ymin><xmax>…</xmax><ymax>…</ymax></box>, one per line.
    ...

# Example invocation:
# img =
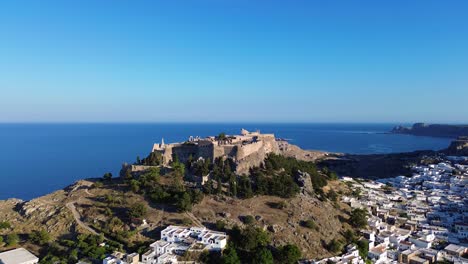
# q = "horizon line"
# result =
<box><xmin>0</xmin><ymin>121</ymin><xmax>466</xmax><ymax>125</ymax></box>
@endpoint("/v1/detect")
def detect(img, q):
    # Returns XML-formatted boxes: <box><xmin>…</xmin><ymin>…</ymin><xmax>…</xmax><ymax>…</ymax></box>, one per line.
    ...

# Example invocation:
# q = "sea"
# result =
<box><xmin>0</xmin><ymin>123</ymin><xmax>452</xmax><ymax>200</ymax></box>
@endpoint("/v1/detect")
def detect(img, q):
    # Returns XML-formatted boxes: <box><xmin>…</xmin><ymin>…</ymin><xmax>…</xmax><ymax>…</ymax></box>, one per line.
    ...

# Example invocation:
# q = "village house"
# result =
<box><xmin>103</xmin><ymin>252</ymin><xmax>140</xmax><ymax>264</ymax></box>
<box><xmin>142</xmin><ymin>225</ymin><xmax>227</xmax><ymax>264</ymax></box>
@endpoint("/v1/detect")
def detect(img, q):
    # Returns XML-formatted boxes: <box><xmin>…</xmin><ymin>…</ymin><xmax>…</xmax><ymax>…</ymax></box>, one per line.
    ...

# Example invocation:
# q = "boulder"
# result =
<box><xmin>295</xmin><ymin>170</ymin><xmax>314</xmax><ymax>195</ymax></box>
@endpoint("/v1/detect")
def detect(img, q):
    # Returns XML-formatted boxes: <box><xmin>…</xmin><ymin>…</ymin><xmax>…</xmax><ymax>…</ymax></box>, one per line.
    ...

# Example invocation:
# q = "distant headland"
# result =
<box><xmin>390</xmin><ymin>123</ymin><xmax>468</xmax><ymax>138</ymax></box>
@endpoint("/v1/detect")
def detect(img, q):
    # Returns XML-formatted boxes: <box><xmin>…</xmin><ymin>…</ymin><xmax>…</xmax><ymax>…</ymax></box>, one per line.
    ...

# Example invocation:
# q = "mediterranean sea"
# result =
<box><xmin>0</xmin><ymin>123</ymin><xmax>452</xmax><ymax>200</ymax></box>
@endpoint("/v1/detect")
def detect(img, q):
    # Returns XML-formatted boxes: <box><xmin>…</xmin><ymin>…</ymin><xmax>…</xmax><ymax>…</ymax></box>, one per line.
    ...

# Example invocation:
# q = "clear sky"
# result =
<box><xmin>0</xmin><ymin>0</ymin><xmax>467</xmax><ymax>123</ymax></box>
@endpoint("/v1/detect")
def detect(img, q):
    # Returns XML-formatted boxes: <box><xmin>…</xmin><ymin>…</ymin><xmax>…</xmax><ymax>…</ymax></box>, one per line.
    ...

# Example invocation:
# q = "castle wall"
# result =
<box><xmin>130</xmin><ymin>165</ymin><xmax>156</xmax><ymax>172</ymax></box>
<box><xmin>213</xmin><ymin>145</ymin><xmax>225</xmax><ymax>160</ymax></box>
<box><xmin>236</xmin><ymin>141</ymin><xmax>264</xmax><ymax>160</ymax></box>
<box><xmin>151</xmin><ymin>130</ymin><xmax>279</xmax><ymax>174</ymax></box>
<box><xmin>223</xmin><ymin>145</ymin><xmax>237</xmax><ymax>158</ymax></box>
<box><xmin>234</xmin><ymin>136</ymin><xmax>279</xmax><ymax>174</ymax></box>
<box><xmin>197</xmin><ymin>142</ymin><xmax>215</xmax><ymax>162</ymax></box>
<box><xmin>171</xmin><ymin>144</ymin><xmax>199</xmax><ymax>163</ymax></box>
<box><xmin>161</xmin><ymin>146</ymin><xmax>173</xmax><ymax>164</ymax></box>
<box><xmin>162</xmin><ymin>141</ymin><xmax>216</xmax><ymax>164</ymax></box>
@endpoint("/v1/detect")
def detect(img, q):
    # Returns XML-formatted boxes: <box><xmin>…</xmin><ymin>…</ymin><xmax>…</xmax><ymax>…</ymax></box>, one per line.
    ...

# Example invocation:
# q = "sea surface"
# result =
<box><xmin>0</xmin><ymin>123</ymin><xmax>452</xmax><ymax>200</ymax></box>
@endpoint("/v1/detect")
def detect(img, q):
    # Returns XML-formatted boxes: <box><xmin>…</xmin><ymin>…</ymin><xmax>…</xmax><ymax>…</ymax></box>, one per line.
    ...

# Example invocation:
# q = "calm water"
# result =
<box><xmin>0</xmin><ymin>123</ymin><xmax>451</xmax><ymax>200</ymax></box>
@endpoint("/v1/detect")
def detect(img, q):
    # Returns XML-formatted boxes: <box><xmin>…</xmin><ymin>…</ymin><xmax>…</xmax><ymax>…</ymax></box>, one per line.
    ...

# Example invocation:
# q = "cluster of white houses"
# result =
<box><xmin>103</xmin><ymin>226</ymin><xmax>227</xmax><ymax>264</ymax></box>
<box><xmin>0</xmin><ymin>226</ymin><xmax>226</xmax><ymax>264</ymax></box>
<box><xmin>338</xmin><ymin>159</ymin><xmax>468</xmax><ymax>264</ymax></box>
<box><xmin>302</xmin><ymin>244</ymin><xmax>366</xmax><ymax>264</ymax></box>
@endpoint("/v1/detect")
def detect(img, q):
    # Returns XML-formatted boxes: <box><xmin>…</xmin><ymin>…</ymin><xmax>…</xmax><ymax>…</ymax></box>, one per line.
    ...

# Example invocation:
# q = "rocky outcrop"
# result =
<box><xmin>295</xmin><ymin>170</ymin><xmax>314</xmax><ymax>195</ymax></box>
<box><xmin>445</xmin><ymin>136</ymin><xmax>468</xmax><ymax>156</ymax></box>
<box><xmin>391</xmin><ymin>123</ymin><xmax>468</xmax><ymax>138</ymax></box>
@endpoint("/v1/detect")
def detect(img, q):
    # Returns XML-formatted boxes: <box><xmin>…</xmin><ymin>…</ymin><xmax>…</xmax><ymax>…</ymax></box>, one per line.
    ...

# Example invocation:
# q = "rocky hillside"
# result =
<box><xmin>320</xmin><ymin>150</ymin><xmax>440</xmax><ymax>179</ymax></box>
<box><xmin>1</xmin><ymin>159</ymin><xmax>353</xmax><ymax>262</ymax></box>
<box><xmin>445</xmin><ymin>136</ymin><xmax>468</xmax><ymax>156</ymax></box>
<box><xmin>391</xmin><ymin>123</ymin><xmax>468</xmax><ymax>138</ymax></box>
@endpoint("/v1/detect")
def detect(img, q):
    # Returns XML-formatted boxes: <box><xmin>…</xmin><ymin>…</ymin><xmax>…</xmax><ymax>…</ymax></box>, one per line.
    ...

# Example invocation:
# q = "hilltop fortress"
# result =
<box><xmin>151</xmin><ymin>129</ymin><xmax>280</xmax><ymax>174</ymax></box>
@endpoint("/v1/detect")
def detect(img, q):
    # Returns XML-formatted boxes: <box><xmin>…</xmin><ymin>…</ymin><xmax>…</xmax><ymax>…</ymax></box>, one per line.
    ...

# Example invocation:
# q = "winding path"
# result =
<box><xmin>66</xmin><ymin>201</ymin><xmax>106</xmax><ymax>238</ymax></box>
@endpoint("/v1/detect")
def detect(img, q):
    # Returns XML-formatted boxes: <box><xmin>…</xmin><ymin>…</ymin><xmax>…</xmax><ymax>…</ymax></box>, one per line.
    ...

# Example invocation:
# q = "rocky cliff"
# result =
<box><xmin>391</xmin><ymin>123</ymin><xmax>468</xmax><ymax>138</ymax></box>
<box><xmin>445</xmin><ymin>136</ymin><xmax>468</xmax><ymax>156</ymax></box>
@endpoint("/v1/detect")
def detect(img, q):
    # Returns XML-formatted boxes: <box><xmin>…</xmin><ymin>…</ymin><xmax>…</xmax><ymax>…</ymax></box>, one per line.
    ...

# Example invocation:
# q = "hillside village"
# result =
<box><xmin>333</xmin><ymin>158</ymin><xmax>468</xmax><ymax>264</ymax></box>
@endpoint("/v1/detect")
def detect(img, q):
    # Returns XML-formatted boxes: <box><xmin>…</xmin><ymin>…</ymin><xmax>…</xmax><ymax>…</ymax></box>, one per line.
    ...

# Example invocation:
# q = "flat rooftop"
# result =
<box><xmin>0</xmin><ymin>248</ymin><xmax>39</xmax><ymax>264</ymax></box>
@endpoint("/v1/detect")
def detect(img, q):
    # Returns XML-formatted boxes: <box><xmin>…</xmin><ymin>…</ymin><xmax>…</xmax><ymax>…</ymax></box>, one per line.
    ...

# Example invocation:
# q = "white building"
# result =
<box><xmin>0</xmin><ymin>248</ymin><xmax>39</xmax><ymax>264</ymax></box>
<box><xmin>307</xmin><ymin>245</ymin><xmax>364</xmax><ymax>264</ymax></box>
<box><xmin>368</xmin><ymin>243</ymin><xmax>388</xmax><ymax>264</ymax></box>
<box><xmin>103</xmin><ymin>252</ymin><xmax>139</xmax><ymax>264</ymax></box>
<box><xmin>144</xmin><ymin>225</ymin><xmax>227</xmax><ymax>264</ymax></box>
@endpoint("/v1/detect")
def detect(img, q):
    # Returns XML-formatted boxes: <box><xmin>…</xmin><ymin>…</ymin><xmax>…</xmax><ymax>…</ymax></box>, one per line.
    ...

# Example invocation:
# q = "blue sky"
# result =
<box><xmin>0</xmin><ymin>1</ymin><xmax>467</xmax><ymax>123</ymax></box>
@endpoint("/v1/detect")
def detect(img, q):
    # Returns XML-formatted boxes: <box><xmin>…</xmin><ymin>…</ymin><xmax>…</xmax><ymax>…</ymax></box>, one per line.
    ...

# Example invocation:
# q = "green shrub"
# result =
<box><xmin>0</xmin><ymin>221</ymin><xmax>11</xmax><ymax>230</ymax></box>
<box><xmin>277</xmin><ymin>244</ymin><xmax>302</xmax><ymax>264</ymax></box>
<box><xmin>29</xmin><ymin>230</ymin><xmax>51</xmax><ymax>245</ymax></box>
<box><xmin>243</xmin><ymin>215</ymin><xmax>255</xmax><ymax>225</ymax></box>
<box><xmin>6</xmin><ymin>233</ymin><xmax>19</xmax><ymax>246</ymax></box>
<box><xmin>216</xmin><ymin>220</ymin><xmax>226</xmax><ymax>231</ymax></box>
<box><xmin>303</xmin><ymin>219</ymin><xmax>317</xmax><ymax>230</ymax></box>
<box><xmin>349</xmin><ymin>208</ymin><xmax>368</xmax><ymax>228</ymax></box>
<box><xmin>328</xmin><ymin>239</ymin><xmax>343</xmax><ymax>253</ymax></box>
<box><xmin>128</xmin><ymin>203</ymin><xmax>147</xmax><ymax>219</ymax></box>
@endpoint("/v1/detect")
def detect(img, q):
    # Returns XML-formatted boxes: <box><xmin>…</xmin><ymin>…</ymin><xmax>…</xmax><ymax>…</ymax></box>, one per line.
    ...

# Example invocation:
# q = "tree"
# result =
<box><xmin>199</xmin><ymin>250</ymin><xmax>221</xmax><ymax>264</ymax></box>
<box><xmin>142</xmin><ymin>152</ymin><xmax>163</xmax><ymax>166</ymax></box>
<box><xmin>242</xmin><ymin>215</ymin><xmax>255</xmax><ymax>225</ymax></box>
<box><xmin>190</xmin><ymin>189</ymin><xmax>205</xmax><ymax>204</ymax></box>
<box><xmin>229</xmin><ymin>175</ymin><xmax>237</xmax><ymax>197</ymax></box>
<box><xmin>356</xmin><ymin>239</ymin><xmax>369</xmax><ymax>260</ymax></box>
<box><xmin>349</xmin><ymin>208</ymin><xmax>368</xmax><ymax>228</ymax></box>
<box><xmin>221</xmin><ymin>245</ymin><xmax>240</xmax><ymax>264</ymax></box>
<box><xmin>343</xmin><ymin>229</ymin><xmax>356</xmax><ymax>244</ymax></box>
<box><xmin>204</xmin><ymin>180</ymin><xmax>214</xmax><ymax>194</ymax></box>
<box><xmin>238</xmin><ymin>176</ymin><xmax>253</xmax><ymax>198</ymax></box>
<box><xmin>130</xmin><ymin>179</ymin><xmax>141</xmax><ymax>193</ymax></box>
<box><xmin>29</xmin><ymin>230</ymin><xmax>51</xmax><ymax>245</ymax></box>
<box><xmin>217</xmin><ymin>132</ymin><xmax>227</xmax><ymax>140</ymax></box>
<box><xmin>6</xmin><ymin>233</ymin><xmax>19</xmax><ymax>246</ymax></box>
<box><xmin>277</xmin><ymin>244</ymin><xmax>302</xmax><ymax>264</ymax></box>
<box><xmin>216</xmin><ymin>177</ymin><xmax>222</xmax><ymax>194</ymax></box>
<box><xmin>103</xmin><ymin>172</ymin><xmax>112</xmax><ymax>181</ymax></box>
<box><xmin>269</xmin><ymin>173</ymin><xmax>300</xmax><ymax>198</ymax></box>
<box><xmin>173</xmin><ymin>160</ymin><xmax>185</xmax><ymax>176</ymax></box>
<box><xmin>176</xmin><ymin>192</ymin><xmax>192</xmax><ymax>212</ymax></box>
<box><xmin>328</xmin><ymin>239</ymin><xmax>343</xmax><ymax>253</ymax></box>
<box><xmin>128</xmin><ymin>203</ymin><xmax>147</xmax><ymax>219</ymax></box>
<box><xmin>252</xmin><ymin>247</ymin><xmax>274</xmax><ymax>264</ymax></box>
<box><xmin>144</xmin><ymin>167</ymin><xmax>160</xmax><ymax>182</ymax></box>
<box><xmin>327</xmin><ymin>189</ymin><xmax>338</xmax><ymax>202</ymax></box>
<box><xmin>238</xmin><ymin>226</ymin><xmax>270</xmax><ymax>251</ymax></box>
<box><xmin>123</xmin><ymin>168</ymin><xmax>133</xmax><ymax>181</ymax></box>
<box><xmin>69</xmin><ymin>249</ymin><xmax>79</xmax><ymax>262</ymax></box>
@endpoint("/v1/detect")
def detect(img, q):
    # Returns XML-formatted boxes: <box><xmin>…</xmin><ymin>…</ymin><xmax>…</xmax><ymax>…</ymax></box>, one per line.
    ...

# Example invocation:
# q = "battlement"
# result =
<box><xmin>151</xmin><ymin>129</ymin><xmax>279</xmax><ymax>174</ymax></box>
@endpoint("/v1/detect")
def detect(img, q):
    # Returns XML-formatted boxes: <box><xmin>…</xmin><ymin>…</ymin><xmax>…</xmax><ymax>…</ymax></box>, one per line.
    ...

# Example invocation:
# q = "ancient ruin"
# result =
<box><xmin>151</xmin><ymin>129</ymin><xmax>281</xmax><ymax>174</ymax></box>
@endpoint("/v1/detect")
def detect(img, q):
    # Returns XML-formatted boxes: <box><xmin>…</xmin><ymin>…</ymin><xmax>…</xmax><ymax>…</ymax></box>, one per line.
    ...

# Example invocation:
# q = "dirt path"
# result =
<box><xmin>66</xmin><ymin>201</ymin><xmax>107</xmax><ymax>238</ymax></box>
<box><xmin>185</xmin><ymin>212</ymin><xmax>204</xmax><ymax>227</ymax></box>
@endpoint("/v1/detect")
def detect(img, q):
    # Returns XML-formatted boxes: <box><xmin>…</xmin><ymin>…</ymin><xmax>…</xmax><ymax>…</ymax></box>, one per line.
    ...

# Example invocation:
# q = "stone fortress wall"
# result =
<box><xmin>151</xmin><ymin>129</ymin><xmax>279</xmax><ymax>174</ymax></box>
